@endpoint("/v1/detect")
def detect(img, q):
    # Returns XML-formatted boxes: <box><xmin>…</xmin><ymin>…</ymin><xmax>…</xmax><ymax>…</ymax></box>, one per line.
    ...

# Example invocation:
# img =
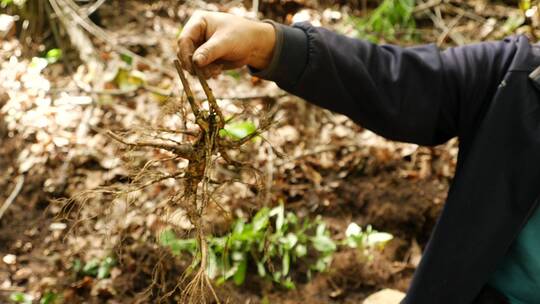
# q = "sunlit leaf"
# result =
<box><xmin>206</xmin><ymin>248</ymin><xmax>219</xmax><ymax>279</ymax></box>
<box><xmin>219</xmin><ymin>120</ymin><xmax>257</xmax><ymax>140</ymax></box>
<box><xmin>311</xmin><ymin>234</ymin><xmax>336</xmax><ymax>253</ymax></box>
<box><xmin>282</xmin><ymin>277</ymin><xmax>296</xmax><ymax>289</ymax></box>
<box><xmin>40</xmin><ymin>291</ymin><xmax>58</xmax><ymax>304</ymax></box>
<box><xmin>345</xmin><ymin>222</ymin><xmax>362</xmax><ymax>237</ymax></box>
<box><xmin>120</xmin><ymin>53</ymin><xmax>133</xmax><ymax>65</ymax></box>
<box><xmin>114</xmin><ymin>68</ymin><xmax>145</xmax><ymax>91</ymax></box>
<box><xmin>252</xmin><ymin>207</ymin><xmax>270</xmax><ymax>232</ymax></box>
<box><xmin>282</xmin><ymin>251</ymin><xmax>290</xmax><ymax>276</ymax></box>
<box><xmin>82</xmin><ymin>259</ymin><xmax>100</xmax><ymax>277</ymax></box>
<box><xmin>295</xmin><ymin>244</ymin><xmax>307</xmax><ymax>257</ymax></box>
<box><xmin>233</xmin><ymin>256</ymin><xmax>247</xmax><ymax>285</ymax></box>
<box><xmin>9</xmin><ymin>292</ymin><xmax>33</xmax><ymax>304</ymax></box>
<box><xmin>366</xmin><ymin>232</ymin><xmax>394</xmax><ymax>246</ymax></box>
<box><xmin>256</xmin><ymin>260</ymin><xmax>266</xmax><ymax>277</ymax></box>
<box><xmin>45</xmin><ymin>48</ymin><xmax>62</xmax><ymax>64</ymax></box>
<box><xmin>280</xmin><ymin>233</ymin><xmax>298</xmax><ymax>250</ymax></box>
<box><xmin>270</xmin><ymin>204</ymin><xmax>285</xmax><ymax>232</ymax></box>
<box><xmin>97</xmin><ymin>256</ymin><xmax>116</xmax><ymax>279</ymax></box>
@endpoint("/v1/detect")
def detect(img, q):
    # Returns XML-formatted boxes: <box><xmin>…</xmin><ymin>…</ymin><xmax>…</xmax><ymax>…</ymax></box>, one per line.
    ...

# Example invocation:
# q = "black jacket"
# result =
<box><xmin>253</xmin><ymin>22</ymin><xmax>540</xmax><ymax>304</ymax></box>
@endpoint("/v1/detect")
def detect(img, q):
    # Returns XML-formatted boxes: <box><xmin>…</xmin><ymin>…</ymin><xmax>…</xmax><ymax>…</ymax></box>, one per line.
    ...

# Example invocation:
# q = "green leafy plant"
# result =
<box><xmin>350</xmin><ymin>0</ymin><xmax>416</xmax><ymax>42</ymax></box>
<box><xmin>45</xmin><ymin>48</ymin><xmax>62</xmax><ymax>64</ymax></box>
<box><xmin>40</xmin><ymin>292</ymin><xmax>59</xmax><ymax>304</ymax></box>
<box><xmin>1</xmin><ymin>0</ymin><xmax>25</xmax><ymax>8</ymax></box>
<box><xmin>9</xmin><ymin>292</ymin><xmax>33</xmax><ymax>304</ymax></box>
<box><xmin>219</xmin><ymin>120</ymin><xmax>257</xmax><ymax>140</ymax></box>
<box><xmin>343</xmin><ymin>223</ymin><xmax>393</xmax><ymax>260</ymax></box>
<box><xmin>72</xmin><ymin>256</ymin><xmax>116</xmax><ymax>279</ymax></box>
<box><xmin>161</xmin><ymin>203</ymin><xmax>337</xmax><ymax>288</ymax></box>
<box><xmin>161</xmin><ymin>204</ymin><xmax>393</xmax><ymax>288</ymax></box>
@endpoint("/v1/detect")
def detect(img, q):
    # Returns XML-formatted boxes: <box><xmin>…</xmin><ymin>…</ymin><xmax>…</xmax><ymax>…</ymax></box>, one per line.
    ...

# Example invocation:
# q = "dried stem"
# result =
<box><xmin>107</xmin><ymin>130</ymin><xmax>196</xmax><ymax>160</ymax></box>
<box><xmin>193</xmin><ymin>66</ymin><xmax>225</xmax><ymax>129</ymax></box>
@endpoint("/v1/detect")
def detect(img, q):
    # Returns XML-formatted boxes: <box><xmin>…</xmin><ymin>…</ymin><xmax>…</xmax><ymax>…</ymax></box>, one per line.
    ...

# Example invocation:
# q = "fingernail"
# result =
<box><xmin>193</xmin><ymin>53</ymin><xmax>205</xmax><ymax>66</ymax></box>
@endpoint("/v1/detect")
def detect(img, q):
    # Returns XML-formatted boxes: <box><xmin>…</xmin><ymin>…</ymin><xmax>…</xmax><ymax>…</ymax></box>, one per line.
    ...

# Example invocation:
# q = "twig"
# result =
<box><xmin>413</xmin><ymin>0</ymin><xmax>442</xmax><ymax>14</ymax></box>
<box><xmin>0</xmin><ymin>175</ymin><xmax>25</xmax><ymax>220</ymax></box>
<box><xmin>425</xmin><ymin>5</ymin><xmax>466</xmax><ymax>45</ymax></box>
<box><xmin>443</xmin><ymin>3</ymin><xmax>486</xmax><ymax>23</ymax></box>
<box><xmin>107</xmin><ymin>130</ymin><xmax>196</xmax><ymax>160</ymax></box>
<box><xmin>437</xmin><ymin>11</ymin><xmax>464</xmax><ymax>46</ymax></box>
<box><xmin>174</xmin><ymin>59</ymin><xmax>201</xmax><ymax>119</ymax></box>
<box><xmin>83</xmin><ymin>0</ymin><xmax>107</xmax><ymax>17</ymax></box>
<box><xmin>194</xmin><ymin>66</ymin><xmax>225</xmax><ymax>129</ymax></box>
<box><xmin>49</xmin><ymin>85</ymin><xmax>288</xmax><ymax>102</ymax></box>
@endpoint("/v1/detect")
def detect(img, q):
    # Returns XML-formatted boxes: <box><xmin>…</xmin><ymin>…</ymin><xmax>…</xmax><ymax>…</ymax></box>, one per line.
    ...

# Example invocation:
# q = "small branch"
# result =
<box><xmin>194</xmin><ymin>66</ymin><xmax>225</xmax><ymax>129</ymax></box>
<box><xmin>0</xmin><ymin>175</ymin><xmax>25</xmax><ymax>221</ymax></box>
<box><xmin>134</xmin><ymin>171</ymin><xmax>187</xmax><ymax>191</ymax></box>
<box><xmin>413</xmin><ymin>0</ymin><xmax>441</xmax><ymax>14</ymax></box>
<box><xmin>83</xmin><ymin>0</ymin><xmax>107</xmax><ymax>17</ymax></box>
<box><xmin>107</xmin><ymin>131</ymin><xmax>196</xmax><ymax>160</ymax></box>
<box><xmin>174</xmin><ymin>59</ymin><xmax>201</xmax><ymax>119</ymax></box>
<box><xmin>146</xmin><ymin>127</ymin><xmax>198</xmax><ymax>137</ymax></box>
<box><xmin>437</xmin><ymin>11</ymin><xmax>464</xmax><ymax>46</ymax></box>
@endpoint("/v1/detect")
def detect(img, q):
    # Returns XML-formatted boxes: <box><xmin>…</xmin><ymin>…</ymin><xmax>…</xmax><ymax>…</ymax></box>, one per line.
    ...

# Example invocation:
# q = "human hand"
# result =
<box><xmin>177</xmin><ymin>11</ymin><xmax>276</xmax><ymax>78</ymax></box>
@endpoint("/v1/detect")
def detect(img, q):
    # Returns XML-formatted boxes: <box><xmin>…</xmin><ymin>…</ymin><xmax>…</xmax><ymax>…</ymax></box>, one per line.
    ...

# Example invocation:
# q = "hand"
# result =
<box><xmin>178</xmin><ymin>11</ymin><xmax>276</xmax><ymax>78</ymax></box>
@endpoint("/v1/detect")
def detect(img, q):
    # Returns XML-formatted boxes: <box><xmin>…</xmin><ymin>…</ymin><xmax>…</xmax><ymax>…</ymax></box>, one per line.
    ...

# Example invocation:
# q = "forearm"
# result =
<box><xmin>252</xmin><ymin>23</ymin><xmax>453</xmax><ymax>145</ymax></box>
<box><xmin>252</xmin><ymin>23</ymin><xmax>519</xmax><ymax>146</ymax></box>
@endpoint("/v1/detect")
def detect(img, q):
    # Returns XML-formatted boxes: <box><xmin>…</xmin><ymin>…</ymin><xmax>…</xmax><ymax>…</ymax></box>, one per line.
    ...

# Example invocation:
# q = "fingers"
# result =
<box><xmin>194</xmin><ymin>63</ymin><xmax>222</xmax><ymax>79</ymax></box>
<box><xmin>178</xmin><ymin>11</ymin><xmax>207</xmax><ymax>73</ymax></box>
<box><xmin>193</xmin><ymin>34</ymin><xmax>228</xmax><ymax>68</ymax></box>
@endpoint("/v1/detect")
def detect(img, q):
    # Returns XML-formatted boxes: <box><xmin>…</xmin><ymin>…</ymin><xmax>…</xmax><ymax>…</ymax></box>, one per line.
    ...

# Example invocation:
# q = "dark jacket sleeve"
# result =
<box><xmin>252</xmin><ymin>22</ymin><xmax>519</xmax><ymax>146</ymax></box>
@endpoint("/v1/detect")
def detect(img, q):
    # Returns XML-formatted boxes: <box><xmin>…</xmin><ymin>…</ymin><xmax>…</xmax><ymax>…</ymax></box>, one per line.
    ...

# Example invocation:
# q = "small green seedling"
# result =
<box><xmin>73</xmin><ymin>256</ymin><xmax>116</xmax><ymax>279</ymax></box>
<box><xmin>9</xmin><ymin>292</ymin><xmax>33</xmax><ymax>304</ymax></box>
<box><xmin>219</xmin><ymin>120</ymin><xmax>257</xmax><ymax>140</ymax></box>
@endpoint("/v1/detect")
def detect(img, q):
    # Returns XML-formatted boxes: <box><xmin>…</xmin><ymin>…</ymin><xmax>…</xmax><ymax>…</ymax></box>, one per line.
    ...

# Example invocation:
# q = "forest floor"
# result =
<box><xmin>0</xmin><ymin>0</ymin><xmax>531</xmax><ymax>303</ymax></box>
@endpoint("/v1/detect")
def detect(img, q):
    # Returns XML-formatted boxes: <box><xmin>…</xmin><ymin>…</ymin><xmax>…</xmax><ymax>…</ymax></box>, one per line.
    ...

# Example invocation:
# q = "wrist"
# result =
<box><xmin>248</xmin><ymin>21</ymin><xmax>276</xmax><ymax>70</ymax></box>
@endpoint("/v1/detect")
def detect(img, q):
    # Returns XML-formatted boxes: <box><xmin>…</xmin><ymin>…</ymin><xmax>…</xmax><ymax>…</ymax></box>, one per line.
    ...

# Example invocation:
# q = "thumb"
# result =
<box><xmin>193</xmin><ymin>36</ymin><xmax>226</xmax><ymax>67</ymax></box>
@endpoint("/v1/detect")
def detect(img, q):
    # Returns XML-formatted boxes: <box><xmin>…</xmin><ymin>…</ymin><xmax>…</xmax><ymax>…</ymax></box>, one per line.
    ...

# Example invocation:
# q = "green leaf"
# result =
<box><xmin>1</xmin><ymin>0</ymin><xmax>13</xmax><ymax>7</ymax></box>
<box><xmin>9</xmin><ymin>292</ymin><xmax>32</xmax><ymax>304</ymax></box>
<box><xmin>256</xmin><ymin>260</ymin><xmax>266</xmax><ymax>277</ymax></box>
<box><xmin>280</xmin><ymin>233</ymin><xmax>298</xmax><ymax>250</ymax></box>
<box><xmin>219</xmin><ymin>120</ymin><xmax>257</xmax><ymax>140</ymax></box>
<box><xmin>295</xmin><ymin>244</ymin><xmax>307</xmax><ymax>257</ymax></box>
<box><xmin>206</xmin><ymin>248</ymin><xmax>219</xmax><ymax>279</ymax></box>
<box><xmin>2</xmin><ymin>0</ymin><xmax>25</xmax><ymax>8</ymax></box>
<box><xmin>45</xmin><ymin>48</ymin><xmax>62</xmax><ymax>64</ymax></box>
<box><xmin>159</xmin><ymin>229</ymin><xmax>177</xmax><ymax>246</ymax></box>
<box><xmin>366</xmin><ymin>232</ymin><xmax>394</xmax><ymax>246</ymax></box>
<box><xmin>281</xmin><ymin>277</ymin><xmax>296</xmax><ymax>289</ymax></box>
<box><xmin>315</xmin><ymin>222</ymin><xmax>326</xmax><ymax>237</ymax></box>
<box><xmin>225</xmin><ymin>70</ymin><xmax>242</xmax><ymax>80</ymax></box>
<box><xmin>233</xmin><ymin>256</ymin><xmax>247</xmax><ymax>285</ymax></box>
<box><xmin>40</xmin><ymin>291</ymin><xmax>58</xmax><ymax>304</ymax></box>
<box><xmin>120</xmin><ymin>53</ymin><xmax>133</xmax><ymax>65</ymax></box>
<box><xmin>82</xmin><ymin>259</ymin><xmax>100</xmax><ymax>277</ymax></box>
<box><xmin>282</xmin><ymin>251</ymin><xmax>290</xmax><ymax>276</ymax></box>
<box><xmin>252</xmin><ymin>207</ymin><xmax>270</xmax><ymax>232</ymax></box>
<box><xmin>312</xmin><ymin>254</ymin><xmax>333</xmax><ymax>273</ymax></box>
<box><xmin>72</xmin><ymin>259</ymin><xmax>82</xmax><ymax>273</ymax></box>
<box><xmin>270</xmin><ymin>204</ymin><xmax>285</xmax><ymax>232</ymax></box>
<box><xmin>114</xmin><ymin>68</ymin><xmax>145</xmax><ymax>91</ymax></box>
<box><xmin>311</xmin><ymin>235</ymin><xmax>336</xmax><ymax>253</ymax></box>
<box><xmin>97</xmin><ymin>256</ymin><xmax>116</xmax><ymax>279</ymax></box>
<box><xmin>272</xmin><ymin>270</ymin><xmax>282</xmax><ymax>281</ymax></box>
<box><xmin>160</xmin><ymin>229</ymin><xmax>197</xmax><ymax>255</ymax></box>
